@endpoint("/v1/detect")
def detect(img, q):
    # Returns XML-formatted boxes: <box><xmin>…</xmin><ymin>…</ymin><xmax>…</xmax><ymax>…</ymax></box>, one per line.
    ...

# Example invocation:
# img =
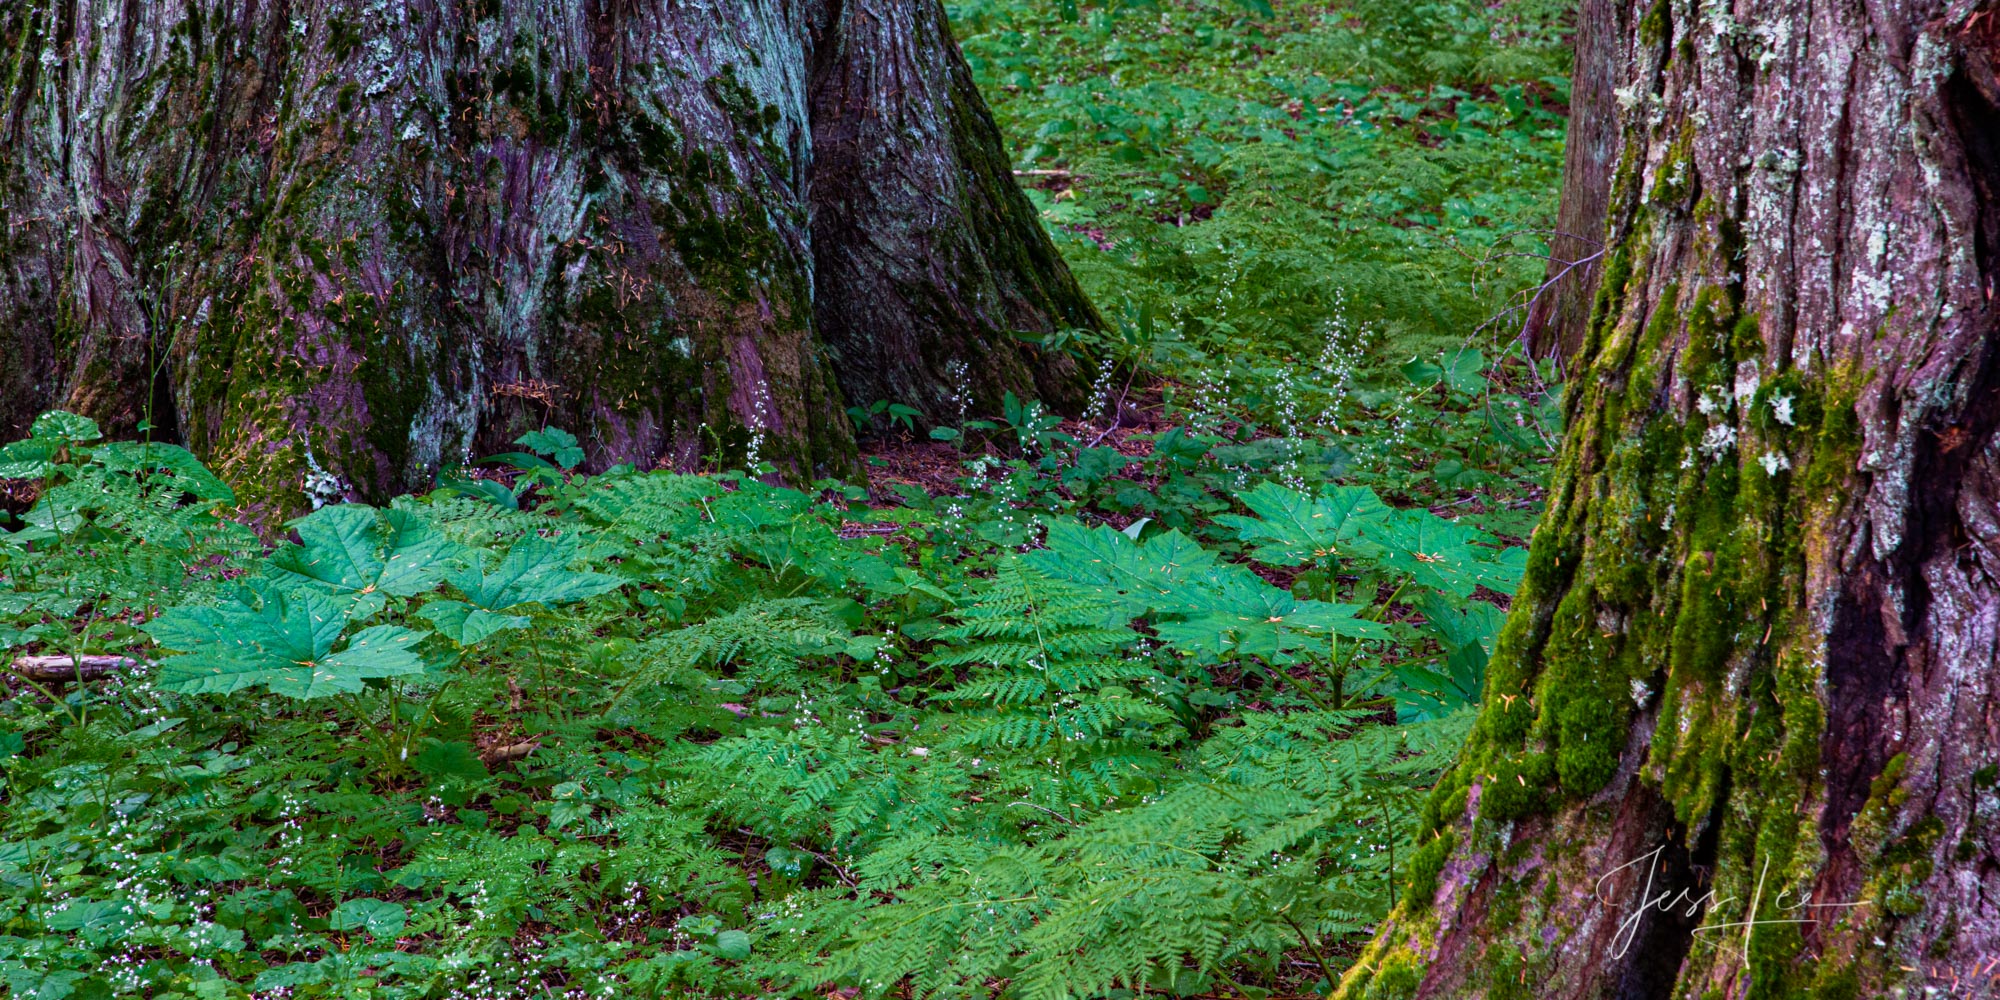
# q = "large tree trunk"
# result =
<box><xmin>1341</xmin><ymin>0</ymin><xmax>2000</xmax><ymax>997</ymax></box>
<box><xmin>0</xmin><ymin>0</ymin><xmax>1095</xmax><ymax>513</ymax></box>
<box><xmin>1520</xmin><ymin>0</ymin><xmax>1622</xmax><ymax>366</ymax></box>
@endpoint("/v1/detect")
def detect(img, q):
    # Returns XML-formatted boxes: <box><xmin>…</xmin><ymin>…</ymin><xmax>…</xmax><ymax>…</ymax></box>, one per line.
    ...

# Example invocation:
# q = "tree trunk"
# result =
<box><xmin>1520</xmin><ymin>0</ymin><xmax>1622</xmax><ymax>366</ymax></box>
<box><xmin>0</xmin><ymin>0</ymin><xmax>1095</xmax><ymax>514</ymax></box>
<box><xmin>1341</xmin><ymin>0</ymin><xmax>2000</xmax><ymax>997</ymax></box>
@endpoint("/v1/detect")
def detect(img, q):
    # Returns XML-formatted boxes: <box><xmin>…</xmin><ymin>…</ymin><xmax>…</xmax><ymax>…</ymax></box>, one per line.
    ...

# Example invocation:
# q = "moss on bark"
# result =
<box><xmin>2</xmin><ymin>0</ymin><xmax>1096</xmax><ymax>515</ymax></box>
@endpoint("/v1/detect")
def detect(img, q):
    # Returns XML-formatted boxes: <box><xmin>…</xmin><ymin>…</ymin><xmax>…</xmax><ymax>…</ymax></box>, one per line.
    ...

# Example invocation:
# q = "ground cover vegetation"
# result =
<box><xmin>0</xmin><ymin>0</ymin><xmax>1571</xmax><ymax>996</ymax></box>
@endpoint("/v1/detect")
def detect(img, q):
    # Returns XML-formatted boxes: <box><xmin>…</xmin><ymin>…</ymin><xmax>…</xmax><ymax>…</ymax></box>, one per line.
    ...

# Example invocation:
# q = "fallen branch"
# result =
<box><xmin>7</xmin><ymin>654</ymin><xmax>146</xmax><ymax>682</ymax></box>
<box><xmin>481</xmin><ymin>740</ymin><xmax>541</xmax><ymax>765</ymax></box>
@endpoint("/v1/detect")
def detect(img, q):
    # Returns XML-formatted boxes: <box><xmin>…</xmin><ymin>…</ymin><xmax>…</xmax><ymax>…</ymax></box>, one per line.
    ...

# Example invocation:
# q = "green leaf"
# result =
<box><xmin>266</xmin><ymin>506</ymin><xmax>454</xmax><ymax>617</ymax></box>
<box><xmin>89</xmin><ymin>442</ymin><xmax>236</xmax><ymax>501</ymax></box>
<box><xmin>147</xmin><ymin>584</ymin><xmax>427</xmax><ymax>698</ymax></box>
<box><xmin>251</xmin><ymin>963</ymin><xmax>327</xmax><ymax>991</ymax></box>
<box><xmin>329</xmin><ymin>898</ymin><xmax>407</xmax><ymax>938</ymax></box>
<box><xmin>0</xmin><ymin>437</ymin><xmax>57</xmax><ymax>478</ymax></box>
<box><xmin>1476</xmin><ymin>546</ymin><xmax>1528</xmax><ymax>595</ymax></box>
<box><xmin>516</xmin><ymin>427</ymin><xmax>584</xmax><ymax>469</ymax></box>
<box><xmin>1157</xmin><ymin>577</ymin><xmax>1385</xmax><ymax>659</ymax></box>
<box><xmin>43</xmin><ymin>898</ymin><xmax>132</xmax><ymax>935</ymax></box>
<box><xmin>1399</xmin><ymin>357</ymin><xmax>1443</xmax><ymax>387</ymax></box>
<box><xmin>1029</xmin><ymin>522</ymin><xmax>1387</xmax><ymax>659</ymax></box>
<box><xmin>418</xmin><ymin>599</ymin><xmax>529</xmax><ymax>645</ymax></box>
<box><xmin>2</xmin><ymin>969</ymin><xmax>84</xmax><ymax>1000</ymax></box>
<box><xmin>411</xmin><ymin>740</ymin><xmax>490</xmax><ymax>781</ymax></box>
<box><xmin>1369</xmin><ymin>510</ymin><xmax>1491</xmax><ymax>598</ymax></box>
<box><xmin>1214</xmin><ymin>482</ymin><xmax>1388</xmax><ymax>566</ymax></box>
<box><xmin>713</xmin><ymin>928</ymin><xmax>752</xmax><ymax>960</ymax></box>
<box><xmin>1441</xmin><ymin>349</ymin><xmax>1488</xmax><ymax>395</ymax></box>
<box><xmin>1027</xmin><ymin>522</ymin><xmax>1223</xmax><ymax>620</ymax></box>
<box><xmin>445</xmin><ymin>531</ymin><xmax>624</xmax><ymax>610</ymax></box>
<box><xmin>1148</xmin><ymin>426</ymin><xmax>1209</xmax><ymax>470</ymax></box>
<box><xmin>29</xmin><ymin>410</ymin><xmax>102</xmax><ymax>443</ymax></box>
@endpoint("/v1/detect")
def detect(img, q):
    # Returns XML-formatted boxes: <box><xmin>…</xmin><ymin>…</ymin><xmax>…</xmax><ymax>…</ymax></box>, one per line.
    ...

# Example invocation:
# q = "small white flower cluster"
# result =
<box><xmin>1185</xmin><ymin>367</ymin><xmax>1230</xmax><ymax>439</ymax></box>
<box><xmin>743</xmin><ymin>378</ymin><xmax>775</xmax><ymax>471</ymax></box>
<box><xmin>946</xmin><ymin>359</ymin><xmax>972</xmax><ymax>430</ymax></box>
<box><xmin>1312</xmin><ymin>288</ymin><xmax>1372</xmax><ymax>433</ymax></box>
<box><xmin>1270</xmin><ymin>367</ymin><xmax>1308</xmax><ymax>491</ymax></box>
<box><xmin>1086</xmin><ymin>355</ymin><xmax>1117</xmax><ymax>427</ymax></box>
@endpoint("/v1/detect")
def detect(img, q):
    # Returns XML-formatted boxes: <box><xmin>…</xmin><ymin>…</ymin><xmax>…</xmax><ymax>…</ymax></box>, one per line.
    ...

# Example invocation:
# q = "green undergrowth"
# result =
<box><xmin>950</xmin><ymin>0</ymin><xmax>1570</xmax><ymax>501</ymax></box>
<box><xmin>0</xmin><ymin>1</ymin><xmax>1573</xmax><ymax>996</ymax></box>
<box><xmin>0</xmin><ymin>403</ymin><xmax>1537</xmax><ymax>999</ymax></box>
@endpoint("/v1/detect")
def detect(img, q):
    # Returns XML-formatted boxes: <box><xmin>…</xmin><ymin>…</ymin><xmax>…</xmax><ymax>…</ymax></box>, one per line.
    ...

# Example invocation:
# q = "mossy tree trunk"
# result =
<box><xmin>0</xmin><ymin>0</ymin><xmax>1095</xmax><ymax>514</ymax></box>
<box><xmin>1342</xmin><ymin>0</ymin><xmax>2000</xmax><ymax>997</ymax></box>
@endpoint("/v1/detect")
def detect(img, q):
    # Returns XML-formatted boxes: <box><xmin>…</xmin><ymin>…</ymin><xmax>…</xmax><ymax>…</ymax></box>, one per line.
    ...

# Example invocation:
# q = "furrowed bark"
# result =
<box><xmin>808</xmin><ymin>0</ymin><xmax>1096</xmax><ymax>416</ymax></box>
<box><xmin>1341</xmin><ymin>0</ymin><xmax>2000</xmax><ymax>996</ymax></box>
<box><xmin>1520</xmin><ymin>0</ymin><xmax>1622</xmax><ymax>366</ymax></box>
<box><xmin>0</xmin><ymin>0</ymin><xmax>1092</xmax><ymax>514</ymax></box>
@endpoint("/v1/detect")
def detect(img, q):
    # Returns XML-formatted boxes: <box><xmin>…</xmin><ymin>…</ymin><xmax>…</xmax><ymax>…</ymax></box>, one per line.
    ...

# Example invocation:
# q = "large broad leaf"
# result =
<box><xmin>445</xmin><ymin>531</ymin><xmax>624</xmax><ymax>611</ymax></box>
<box><xmin>1474</xmin><ymin>545</ymin><xmax>1529</xmax><ymax>596</ymax></box>
<box><xmin>29</xmin><ymin>410</ymin><xmax>102</xmax><ymax>443</ymax></box>
<box><xmin>418</xmin><ymin>599</ymin><xmax>529</xmax><ymax>645</ymax></box>
<box><xmin>89</xmin><ymin>442</ymin><xmax>235</xmax><ymax>502</ymax></box>
<box><xmin>1396</xmin><ymin>593</ymin><xmax>1508</xmax><ymax>720</ymax></box>
<box><xmin>1368</xmin><ymin>509</ymin><xmax>1493</xmax><ymax>598</ymax></box>
<box><xmin>1213</xmin><ymin>482</ymin><xmax>1388</xmax><ymax>566</ymax></box>
<box><xmin>1156</xmin><ymin>573</ymin><xmax>1387</xmax><ymax>659</ymax></box>
<box><xmin>0</xmin><ymin>412</ymin><xmax>103</xmax><ymax>478</ymax></box>
<box><xmin>329</xmin><ymin>897</ymin><xmax>407</xmax><ymax>938</ymax></box>
<box><xmin>1025</xmin><ymin>522</ymin><xmax>1224</xmax><ymax>620</ymax></box>
<box><xmin>266</xmin><ymin>506</ymin><xmax>455</xmax><ymax>616</ymax></box>
<box><xmin>516</xmin><ymin>427</ymin><xmax>584</xmax><ymax>470</ymax></box>
<box><xmin>147</xmin><ymin>584</ymin><xmax>426</xmax><ymax>698</ymax></box>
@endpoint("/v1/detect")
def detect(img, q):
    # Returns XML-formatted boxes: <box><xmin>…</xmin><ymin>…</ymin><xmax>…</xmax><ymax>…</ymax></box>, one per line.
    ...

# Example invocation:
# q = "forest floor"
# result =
<box><xmin>0</xmin><ymin>2</ymin><xmax>1572</xmax><ymax>998</ymax></box>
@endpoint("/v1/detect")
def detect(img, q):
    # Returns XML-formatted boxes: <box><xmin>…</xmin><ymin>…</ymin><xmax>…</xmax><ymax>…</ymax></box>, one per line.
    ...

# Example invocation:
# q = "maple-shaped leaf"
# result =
<box><xmin>1156</xmin><ymin>573</ymin><xmax>1387</xmax><ymax>659</ymax></box>
<box><xmin>266</xmin><ymin>506</ymin><xmax>455</xmax><ymax>616</ymax></box>
<box><xmin>418</xmin><ymin>599</ymin><xmax>529</xmax><ymax>646</ymax></box>
<box><xmin>146</xmin><ymin>583</ymin><xmax>426</xmax><ymax>698</ymax></box>
<box><xmin>1367</xmin><ymin>509</ymin><xmax>1492</xmax><ymax>598</ymax></box>
<box><xmin>1024</xmin><ymin>522</ymin><xmax>1223</xmax><ymax>620</ymax></box>
<box><xmin>1214</xmin><ymin>482</ymin><xmax>1389</xmax><ymax>567</ymax></box>
<box><xmin>445</xmin><ymin>531</ymin><xmax>624</xmax><ymax>611</ymax></box>
<box><xmin>1474</xmin><ymin>545</ymin><xmax>1528</xmax><ymax>596</ymax></box>
<box><xmin>91</xmin><ymin>442</ymin><xmax>236</xmax><ymax>502</ymax></box>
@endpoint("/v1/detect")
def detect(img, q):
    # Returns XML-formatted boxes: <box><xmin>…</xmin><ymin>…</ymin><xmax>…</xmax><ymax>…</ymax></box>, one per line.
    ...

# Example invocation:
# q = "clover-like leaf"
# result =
<box><xmin>147</xmin><ymin>584</ymin><xmax>427</xmax><ymax>698</ymax></box>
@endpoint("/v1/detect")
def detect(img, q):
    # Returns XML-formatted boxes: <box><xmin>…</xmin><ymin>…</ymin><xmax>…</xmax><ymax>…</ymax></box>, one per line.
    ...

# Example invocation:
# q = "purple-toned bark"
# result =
<box><xmin>1</xmin><ymin>0</ymin><xmax>1094</xmax><ymax>513</ymax></box>
<box><xmin>1341</xmin><ymin>0</ymin><xmax>2000</xmax><ymax>997</ymax></box>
